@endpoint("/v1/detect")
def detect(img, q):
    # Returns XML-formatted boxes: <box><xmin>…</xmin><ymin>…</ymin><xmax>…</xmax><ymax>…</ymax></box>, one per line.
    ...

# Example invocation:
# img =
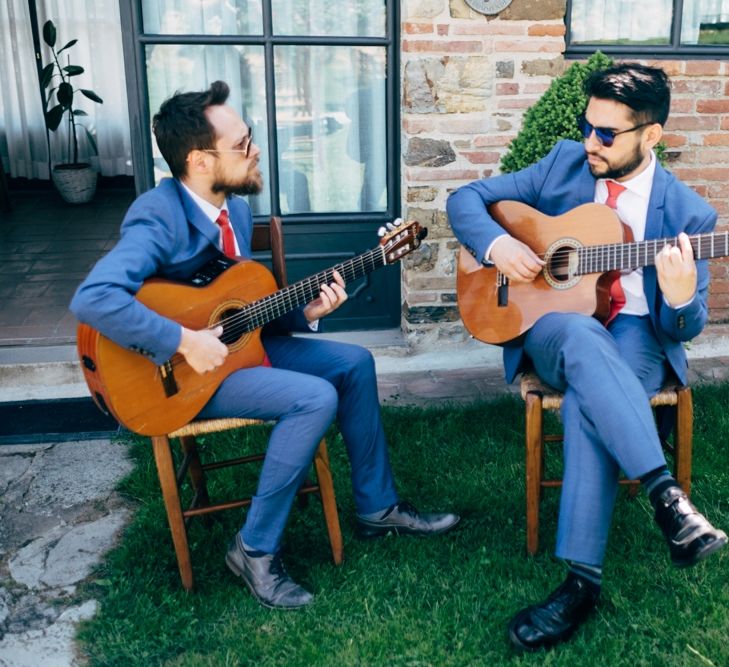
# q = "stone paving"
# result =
<box><xmin>0</xmin><ymin>439</ymin><xmax>133</xmax><ymax>666</ymax></box>
<box><xmin>1</xmin><ymin>330</ymin><xmax>729</xmax><ymax>665</ymax></box>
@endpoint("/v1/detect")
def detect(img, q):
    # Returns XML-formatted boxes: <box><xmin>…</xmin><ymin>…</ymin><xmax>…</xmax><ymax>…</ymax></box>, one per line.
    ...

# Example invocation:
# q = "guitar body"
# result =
<box><xmin>457</xmin><ymin>201</ymin><xmax>625</xmax><ymax>345</ymax></box>
<box><xmin>77</xmin><ymin>260</ymin><xmax>277</xmax><ymax>436</ymax></box>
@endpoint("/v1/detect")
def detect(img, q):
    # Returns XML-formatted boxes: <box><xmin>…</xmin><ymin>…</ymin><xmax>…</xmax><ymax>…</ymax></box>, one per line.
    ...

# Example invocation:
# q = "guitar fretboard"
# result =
<box><xmin>241</xmin><ymin>247</ymin><xmax>385</xmax><ymax>330</ymax></box>
<box><xmin>577</xmin><ymin>231</ymin><xmax>729</xmax><ymax>274</ymax></box>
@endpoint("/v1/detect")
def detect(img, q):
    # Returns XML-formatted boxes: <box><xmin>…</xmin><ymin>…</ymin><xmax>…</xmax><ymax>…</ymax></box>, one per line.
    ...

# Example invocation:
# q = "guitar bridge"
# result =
<box><xmin>159</xmin><ymin>361</ymin><xmax>179</xmax><ymax>397</ymax></box>
<box><xmin>496</xmin><ymin>271</ymin><xmax>509</xmax><ymax>307</ymax></box>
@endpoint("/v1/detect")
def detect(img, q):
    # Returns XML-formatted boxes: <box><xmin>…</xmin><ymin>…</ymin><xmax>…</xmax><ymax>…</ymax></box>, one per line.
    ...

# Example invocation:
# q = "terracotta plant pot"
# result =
<box><xmin>51</xmin><ymin>163</ymin><xmax>98</xmax><ymax>204</ymax></box>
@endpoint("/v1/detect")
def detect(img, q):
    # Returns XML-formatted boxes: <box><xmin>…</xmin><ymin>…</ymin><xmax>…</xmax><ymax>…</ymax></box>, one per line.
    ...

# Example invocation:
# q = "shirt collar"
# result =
<box><xmin>179</xmin><ymin>180</ymin><xmax>228</xmax><ymax>223</ymax></box>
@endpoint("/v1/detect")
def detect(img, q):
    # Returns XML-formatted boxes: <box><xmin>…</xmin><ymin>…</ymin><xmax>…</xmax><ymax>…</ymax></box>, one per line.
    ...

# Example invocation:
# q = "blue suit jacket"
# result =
<box><xmin>446</xmin><ymin>140</ymin><xmax>717</xmax><ymax>384</ymax></box>
<box><xmin>71</xmin><ymin>178</ymin><xmax>308</xmax><ymax>365</ymax></box>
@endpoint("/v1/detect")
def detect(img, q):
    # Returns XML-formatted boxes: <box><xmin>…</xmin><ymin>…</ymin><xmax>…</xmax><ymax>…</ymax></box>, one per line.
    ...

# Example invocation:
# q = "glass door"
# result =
<box><xmin>120</xmin><ymin>0</ymin><xmax>402</xmax><ymax>330</ymax></box>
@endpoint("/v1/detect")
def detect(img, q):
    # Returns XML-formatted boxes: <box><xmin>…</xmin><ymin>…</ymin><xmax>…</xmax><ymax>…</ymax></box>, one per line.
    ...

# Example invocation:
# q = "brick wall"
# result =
<box><xmin>400</xmin><ymin>0</ymin><xmax>729</xmax><ymax>348</ymax></box>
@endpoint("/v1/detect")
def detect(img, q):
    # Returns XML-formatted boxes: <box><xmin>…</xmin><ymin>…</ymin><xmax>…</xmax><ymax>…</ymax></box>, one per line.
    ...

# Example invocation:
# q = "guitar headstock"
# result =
<box><xmin>378</xmin><ymin>219</ymin><xmax>428</xmax><ymax>265</ymax></box>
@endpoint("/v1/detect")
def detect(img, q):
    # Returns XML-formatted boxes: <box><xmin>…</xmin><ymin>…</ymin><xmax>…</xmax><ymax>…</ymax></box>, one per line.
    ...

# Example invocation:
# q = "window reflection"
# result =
<box><xmin>271</xmin><ymin>0</ymin><xmax>385</xmax><ymax>37</ymax></box>
<box><xmin>145</xmin><ymin>44</ymin><xmax>271</xmax><ymax>215</ymax></box>
<box><xmin>275</xmin><ymin>46</ymin><xmax>386</xmax><ymax>214</ymax></box>
<box><xmin>682</xmin><ymin>0</ymin><xmax>729</xmax><ymax>44</ymax></box>
<box><xmin>570</xmin><ymin>0</ymin><xmax>672</xmax><ymax>44</ymax></box>
<box><xmin>142</xmin><ymin>0</ymin><xmax>263</xmax><ymax>35</ymax></box>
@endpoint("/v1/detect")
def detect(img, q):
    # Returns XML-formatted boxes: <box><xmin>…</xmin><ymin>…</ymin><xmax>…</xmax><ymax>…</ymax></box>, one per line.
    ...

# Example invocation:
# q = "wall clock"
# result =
<box><xmin>464</xmin><ymin>0</ymin><xmax>513</xmax><ymax>15</ymax></box>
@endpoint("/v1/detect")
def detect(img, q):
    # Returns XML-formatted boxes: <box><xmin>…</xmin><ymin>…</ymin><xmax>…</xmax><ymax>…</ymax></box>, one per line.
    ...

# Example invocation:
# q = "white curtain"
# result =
<box><xmin>571</xmin><ymin>0</ymin><xmax>729</xmax><ymax>44</ymax></box>
<box><xmin>681</xmin><ymin>0</ymin><xmax>729</xmax><ymax>43</ymax></box>
<box><xmin>0</xmin><ymin>0</ymin><xmax>132</xmax><ymax>179</ymax></box>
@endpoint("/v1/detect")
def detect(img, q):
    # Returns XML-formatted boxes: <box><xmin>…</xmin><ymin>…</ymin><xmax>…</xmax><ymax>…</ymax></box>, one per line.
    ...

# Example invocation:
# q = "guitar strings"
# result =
<box><xmin>528</xmin><ymin>232</ymin><xmax>728</xmax><ymax>275</ymax></box>
<box><xmin>163</xmin><ymin>246</ymin><xmax>387</xmax><ymax>372</ymax></box>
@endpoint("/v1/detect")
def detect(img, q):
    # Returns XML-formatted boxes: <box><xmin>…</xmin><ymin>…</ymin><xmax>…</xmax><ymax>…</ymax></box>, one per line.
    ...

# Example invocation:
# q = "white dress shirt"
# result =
<box><xmin>593</xmin><ymin>151</ymin><xmax>657</xmax><ymax>316</ymax></box>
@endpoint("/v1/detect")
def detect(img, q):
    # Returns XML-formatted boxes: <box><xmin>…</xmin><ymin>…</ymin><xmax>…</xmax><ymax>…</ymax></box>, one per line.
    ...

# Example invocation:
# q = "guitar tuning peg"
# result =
<box><xmin>393</xmin><ymin>217</ymin><xmax>402</xmax><ymax>227</ymax></box>
<box><xmin>377</xmin><ymin>226</ymin><xmax>386</xmax><ymax>237</ymax></box>
<box><xmin>386</xmin><ymin>222</ymin><xmax>395</xmax><ymax>231</ymax></box>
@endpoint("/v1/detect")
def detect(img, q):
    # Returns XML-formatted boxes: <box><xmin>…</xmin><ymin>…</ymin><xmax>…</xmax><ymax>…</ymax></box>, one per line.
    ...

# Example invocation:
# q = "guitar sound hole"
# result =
<box><xmin>218</xmin><ymin>308</ymin><xmax>248</xmax><ymax>345</ymax></box>
<box><xmin>548</xmin><ymin>245</ymin><xmax>577</xmax><ymax>282</ymax></box>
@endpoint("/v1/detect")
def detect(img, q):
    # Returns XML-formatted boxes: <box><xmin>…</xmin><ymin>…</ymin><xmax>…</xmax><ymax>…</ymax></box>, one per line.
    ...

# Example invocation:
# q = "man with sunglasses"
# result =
<box><xmin>447</xmin><ymin>63</ymin><xmax>726</xmax><ymax>651</ymax></box>
<box><xmin>71</xmin><ymin>80</ymin><xmax>459</xmax><ymax>609</ymax></box>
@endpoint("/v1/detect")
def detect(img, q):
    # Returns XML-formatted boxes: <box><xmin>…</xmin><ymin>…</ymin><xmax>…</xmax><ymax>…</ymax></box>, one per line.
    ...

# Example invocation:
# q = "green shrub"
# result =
<box><xmin>500</xmin><ymin>51</ymin><xmax>613</xmax><ymax>173</ymax></box>
<box><xmin>499</xmin><ymin>52</ymin><xmax>668</xmax><ymax>173</ymax></box>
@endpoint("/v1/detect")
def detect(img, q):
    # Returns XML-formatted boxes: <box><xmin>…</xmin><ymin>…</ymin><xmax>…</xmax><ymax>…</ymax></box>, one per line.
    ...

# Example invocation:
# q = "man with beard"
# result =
<box><xmin>71</xmin><ymin>81</ymin><xmax>459</xmax><ymax>609</ymax></box>
<box><xmin>447</xmin><ymin>63</ymin><xmax>726</xmax><ymax>651</ymax></box>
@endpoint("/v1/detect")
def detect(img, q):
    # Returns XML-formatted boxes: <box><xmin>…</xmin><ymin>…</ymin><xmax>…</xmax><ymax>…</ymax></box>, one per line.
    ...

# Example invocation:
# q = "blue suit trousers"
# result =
<box><xmin>523</xmin><ymin>312</ymin><xmax>670</xmax><ymax>566</ymax></box>
<box><xmin>197</xmin><ymin>335</ymin><xmax>399</xmax><ymax>554</ymax></box>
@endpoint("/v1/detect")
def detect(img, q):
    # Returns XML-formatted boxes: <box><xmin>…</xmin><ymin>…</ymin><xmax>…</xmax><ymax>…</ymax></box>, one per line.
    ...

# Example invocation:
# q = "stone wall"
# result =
<box><xmin>400</xmin><ymin>0</ymin><xmax>729</xmax><ymax>348</ymax></box>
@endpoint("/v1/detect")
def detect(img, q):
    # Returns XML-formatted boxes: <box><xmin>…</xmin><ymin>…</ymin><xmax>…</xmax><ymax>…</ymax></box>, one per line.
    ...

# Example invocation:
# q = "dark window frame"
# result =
<box><xmin>119</xmin><ymin>0</ymin><xmax>400</xmax><ymax>225</ymax></box>
<box><xmin>565</xmin><ymin>0</ymin><xmax>729</xmax><ymax>59</ymax></box>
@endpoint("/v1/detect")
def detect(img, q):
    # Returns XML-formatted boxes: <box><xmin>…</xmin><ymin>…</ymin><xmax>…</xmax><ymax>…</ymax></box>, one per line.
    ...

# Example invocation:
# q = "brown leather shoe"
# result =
<box><xmin>225</xmin><ymin>534</ymin><xmax>313</xmax><ymax>609</ymax></box>
<box><xmin>654</xmin><ymin>486</ymin><xmax>727</xmax><ymax>567</ymax></box>
<box><xmin>356</xmin><ymin>501</ymin><xmax>460</xmax><ymax>539</ymax></box>
<box><xmin>508</xmin><ymin>573</ymin><xmax>599</xmax><ymax>652</ymax></box>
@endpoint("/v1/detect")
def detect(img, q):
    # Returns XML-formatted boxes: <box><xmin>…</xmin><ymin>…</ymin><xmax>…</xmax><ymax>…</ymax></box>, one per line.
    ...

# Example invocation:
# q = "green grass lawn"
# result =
<box><xmin>76</xmin><ymin>385</ymin><xmax>729</xmax><ymax>666</ymax></box>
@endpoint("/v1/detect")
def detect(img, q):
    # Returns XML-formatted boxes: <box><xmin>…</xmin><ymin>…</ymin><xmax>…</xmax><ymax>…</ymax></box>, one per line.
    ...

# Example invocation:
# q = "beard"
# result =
<box><xmin>211</xmin><ymin>163</ymin><xmax>263</xmax><ymax>197</ymax></box>
<box><xmin>587</xmin><ymin>142</ymin><xmax>646</xmax><ymax>181</ymax></box>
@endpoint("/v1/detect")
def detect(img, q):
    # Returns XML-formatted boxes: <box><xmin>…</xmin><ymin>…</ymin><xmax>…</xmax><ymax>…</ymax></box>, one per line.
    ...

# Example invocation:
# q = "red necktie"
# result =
<box><xmin>605</xmin><ymin>180</ymin><xmax>627</xmax><ymax>325</ymax></box>
<box><xmin>215</xmin><ymin>208</ymin><xmax>271</xmax><ymax>367</ymax></box>
<box><xmin>216</xmin><ymin>209</ymin><xmax>236</xmax><ymax>258</ymax></box>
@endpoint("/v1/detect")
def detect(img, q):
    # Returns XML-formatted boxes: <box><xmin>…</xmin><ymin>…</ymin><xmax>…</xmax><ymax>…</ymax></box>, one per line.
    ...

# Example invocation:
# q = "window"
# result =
<box><xmin>566</xmin><ymin>0</ymin><xmax>729</xmax><ymax>57</ymax></box>
<box><xmin>122</xmin><ymin>0</ymin><xmax>402</xmax><ymax>331</ymax></box>
<box><xmin>135</xmin><ymin>0</ymin><xmax>393</xmax><ymax>217</ymax></box>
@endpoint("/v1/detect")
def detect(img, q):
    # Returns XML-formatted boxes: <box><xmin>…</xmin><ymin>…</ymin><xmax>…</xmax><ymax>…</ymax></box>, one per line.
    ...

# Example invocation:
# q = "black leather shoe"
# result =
<box><xmin>654</xmin><ymin>486</ymin><xmax>728</xmax><ymax>568</ymax></box>
<box><xmin>356</xmin><ymin>500</ymin><xmax>460</xmax><ymax>538</ymax></box>
<box><xmin>225</xmin><ymin>534</ymin><xmax>313</xmax><ymax>609</ymax></box>
<box><xmin>508</xmin><ymin>573</ymin><xmax>599</xmax><ymax>652</ymax></box>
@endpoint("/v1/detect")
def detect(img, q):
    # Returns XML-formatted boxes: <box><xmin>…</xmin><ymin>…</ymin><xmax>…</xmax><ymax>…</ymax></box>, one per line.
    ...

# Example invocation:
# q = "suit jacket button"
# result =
<box><xmin>677</xmin><ymin>315</ymin><xmax>685</xmax><ymax>329</ymax></box>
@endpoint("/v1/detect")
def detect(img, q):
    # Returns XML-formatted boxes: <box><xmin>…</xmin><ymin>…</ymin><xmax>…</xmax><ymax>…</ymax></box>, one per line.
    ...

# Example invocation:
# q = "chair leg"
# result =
<box><xmin>525</xmin><ymin>393</ymin><xmax>543</xmax><ymax>556</ymax></box>
<box><xmin>179</xmin><ymin>435</ymin><xmax>211</xmax><ymax>509</ymax></box>
<box><xmin>313</xmin><ymin>439</ymin><xmax>344</xmax><ymax>565</ymax></box>
<box><xmin>674</xmin><ymin>387</ymin><xmax>693</xmax><ymax>496</ymax></box>
<box><xmin>151</xmin><ymin>435</ymin><xmax>194</xmax><ymax>590</ymax></box>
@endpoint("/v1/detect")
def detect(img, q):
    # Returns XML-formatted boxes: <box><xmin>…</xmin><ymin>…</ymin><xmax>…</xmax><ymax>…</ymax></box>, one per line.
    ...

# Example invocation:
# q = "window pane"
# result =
<box><xmin>570</xmin><ymin>0</ymin><xmax>672</xmax><ymax>45</ymax></box>
<box><xmin>145</xmin><ymin>44</ymin><xmax>271</xmax><ymax>215</ymax></box>
<box><xmin>682</xmin><ymin>0</ymin><xmax>729</xmax><ymax>44</ymax></box>
<box><xmin>271</xmin><ymin>0</ymin><xmax>385</xmax><ymax>37</ymax></box>
<box><xmin>142</xmin><ymin>0</ymin><xmax>262</xmax><ymax>35</ymax></box>
<box><xmin>274</xmin><ymin>46</ymin><xmax>386</xmax><ymax>214</ymax></box>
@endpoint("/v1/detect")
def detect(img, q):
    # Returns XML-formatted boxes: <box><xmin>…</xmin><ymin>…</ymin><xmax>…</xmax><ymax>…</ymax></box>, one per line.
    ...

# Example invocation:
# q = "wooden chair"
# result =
<box><xmin>150</xmin><ymin>216</ymin><xmax>343</xmax><ymax>590</ymax></box>
<box><xmin>520</xmin><ymin>371</ymin><xmax>693</xmax><ymax>555</ymax></box>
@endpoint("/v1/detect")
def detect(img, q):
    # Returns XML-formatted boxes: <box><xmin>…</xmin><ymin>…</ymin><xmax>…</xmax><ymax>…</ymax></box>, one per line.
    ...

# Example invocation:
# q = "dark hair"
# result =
<box><xmin>584</xmin><ymin>63</ymin><xmax>671</xmax><ymax>126</ymax></box>
<box><xmin>152</xmin><ymin>80</ymin><xmax>230</xmax><ymax>178</ymax></box>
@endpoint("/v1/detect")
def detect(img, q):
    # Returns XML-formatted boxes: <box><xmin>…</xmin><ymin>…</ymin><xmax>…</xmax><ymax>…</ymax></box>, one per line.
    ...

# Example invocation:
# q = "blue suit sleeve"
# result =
<box><xmin>657</xmin><ymin>209</ymin><xmax>716</xmax><ymax>342</ymax></box>
<box><xmin>446</xmin><ymin>141</ymin><xmax>568</xmax><ymax>261</ymax></box>
<box><xmin>70</xmin><ymin>198</ymin><xmax>183</xmax><ymax>364</ymax></box>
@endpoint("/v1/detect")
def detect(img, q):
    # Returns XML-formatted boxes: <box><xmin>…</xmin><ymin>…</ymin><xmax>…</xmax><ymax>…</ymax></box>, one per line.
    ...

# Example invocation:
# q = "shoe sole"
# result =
<box><xmin>225</xmin><ymin>554</ymin><xmax>312</xmax><ymax>610</ymax></box>
<box><xmin>356</xmin><ymin>516</ymin><xmax>461</xmax><ymax>539</ymax></box>
<box><xmin>672</xmin><ymin>530</ymin><xmax>728</xmax><ymax>568</ymax></box>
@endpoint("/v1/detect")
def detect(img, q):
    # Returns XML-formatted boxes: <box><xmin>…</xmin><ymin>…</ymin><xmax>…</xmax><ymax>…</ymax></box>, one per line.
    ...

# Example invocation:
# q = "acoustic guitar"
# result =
<box><xmin>458</xmin><ymin>200</ymin><xmax>729</xmax><ymax>346</ymax></box>
<box><xmin>77</xmin><ymin>220</ymin><xmax>426</xmax><ymax>436</ymax></box>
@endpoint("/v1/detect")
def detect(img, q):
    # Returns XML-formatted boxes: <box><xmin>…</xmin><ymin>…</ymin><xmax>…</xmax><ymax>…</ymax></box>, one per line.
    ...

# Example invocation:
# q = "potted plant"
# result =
<box><xmin>40</xmin><ymin>19</ymin><xmax>103</xmax><ymax>204</ymax></box>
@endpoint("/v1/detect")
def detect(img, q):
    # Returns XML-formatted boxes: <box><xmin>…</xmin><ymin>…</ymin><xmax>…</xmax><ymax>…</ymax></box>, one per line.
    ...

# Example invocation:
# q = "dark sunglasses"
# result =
<box><xmin>578</xmin><ymin>115</ymin><xmax>651</xmax><ymax>148</ymax></box>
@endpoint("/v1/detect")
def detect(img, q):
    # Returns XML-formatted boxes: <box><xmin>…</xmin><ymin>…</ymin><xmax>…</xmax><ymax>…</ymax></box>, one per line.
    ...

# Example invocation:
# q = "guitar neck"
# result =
<box><xmin>243</xmin><ymin>246</ymin><xmax>386</xmax><ymax>329</ymax></box>
<box><xmin>578</xmin><ymin>231</ymin><xmax>729</xmax><ymax>274</ymax></box>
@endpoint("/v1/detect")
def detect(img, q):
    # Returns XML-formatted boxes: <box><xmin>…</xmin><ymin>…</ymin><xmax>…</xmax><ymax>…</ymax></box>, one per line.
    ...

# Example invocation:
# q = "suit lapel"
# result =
<box><xmin>226</xmin><ymin>197</ymin><xmax>252</xmax><ymax>258</ymax></box>
<box><xmin>575</xmin><ymin>161</ymin><xmax>597</xmax><ymax>206</ymax></box>
<box><xmin>643</xmin><ymin>162</ymin><xmax>668</xmax><ymax>316</ymax></box>
<box><xmin>645</xmin><ymin>163</ymin><xmax>667</xmax><ymax>241</ymax></box>
<box><xmin>173</xmin><ymin>179</ymin><xmax>221</xmax><ymax>247</ymax></box>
